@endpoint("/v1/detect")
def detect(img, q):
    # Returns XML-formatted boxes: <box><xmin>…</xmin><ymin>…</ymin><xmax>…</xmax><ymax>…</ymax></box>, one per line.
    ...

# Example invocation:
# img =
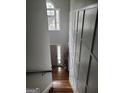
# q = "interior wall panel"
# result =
<box><xmin>75</xmin><ymin>10</ymin><xmax>84</xmax><ymax>66</ymax></box>
<box><xmin>69</xmin><ymin>11</ymin><xmax>76</xmax><ymax>91</ymax></box>
<box><xmin>77</xmin><ymin>7</ymin><xmax>97</xmax><ymax>93</ymax></box>
<box><xmin>92</xmin><ymin>24</ymin><xmax>98</xmax><ymax>58</ymax></box>
<box><xmin>69</xmin><ymin>4</ymin><xmax>98</xmax><ymax>93</ymax></box>
<box><xmin>78</xmin><ymin>45</ymin><xmax>90</xmax><ymax>93</ymax></box>
<box><xmin>82</xmin><ymin>8</ymin><xmax>97</xmax><ymax>51</ymax></box>
<box><xmin>86</xmin><ymin>57</ymin><xmax>98</xmax><ymax>93</ymax></box>
<box><xmin>76</xmin><ymin>10</ymin><xmax>85</xmax><ymax>93</ymax></box>
<box><xmin>73</xmin><ymin>11</ymin><xmax>79</xmax><ymax>92</ymax></box>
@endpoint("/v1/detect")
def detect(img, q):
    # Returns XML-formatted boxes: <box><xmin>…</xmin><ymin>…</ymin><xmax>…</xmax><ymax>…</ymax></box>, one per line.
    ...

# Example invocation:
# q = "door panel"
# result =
<box><xmin>76</xmin><ymin>10</ymin><xmax>85</xmax><ymax>93</ymax></box>
<box><xmin>77</xmin><ymin>7</ymin><xmax>97</xmax><ymax>93</ymax></box>
<box><xmin>87</xmin><ymin>57</ymin><xmax>98</xmax><ymax>93</ymax></box>
<box><xmin>76</xmin><ymin>10</ymin><xmax>84</xmax><ymax>62</ymax></box>
<box><xmin>78</xmin><ymin>44</ymin><xmax>90</xmax><ymax>93</ymax></box>
<box><xmin>76</xmin><ymin>10</ymin><xmax>84</xmax><ymax>79</ymax></box>
<box><xmin>92</xmin><ymin>24</ymin><xmax>98</xmax><ymax>58</ymax></box>
<box><xmin>82</xmin><ymin>8</ymin><xmax>97</xmax><ymax>51</ymax></box>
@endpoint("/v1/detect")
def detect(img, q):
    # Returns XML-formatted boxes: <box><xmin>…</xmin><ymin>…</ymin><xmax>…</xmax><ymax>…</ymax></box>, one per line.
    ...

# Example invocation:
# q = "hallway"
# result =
<box><xmin>50</xmin><ymin>67</ymin><xmax>73</xmax><ymax>93</ymax></box>
<box><xmin>26</xmin><ymin>0</ymin><xmax>98</xmax><ymax>93</ymax></box>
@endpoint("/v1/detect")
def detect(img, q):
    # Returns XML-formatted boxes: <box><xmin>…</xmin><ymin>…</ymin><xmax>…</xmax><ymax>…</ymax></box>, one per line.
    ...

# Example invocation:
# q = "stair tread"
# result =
<box><xmin>52</xmin><ymin>92</ymin><xmax>73</xmax><ymax>93</ymax></box>
<box><xmin>53</xmin><ymin>88</ymin><xmax>73</xmax><ymax>92</ymax></box>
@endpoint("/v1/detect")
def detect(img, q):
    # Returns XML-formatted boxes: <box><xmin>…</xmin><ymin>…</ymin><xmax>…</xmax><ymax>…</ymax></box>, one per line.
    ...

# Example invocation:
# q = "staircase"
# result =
<box><xmin>48</xmin><ymin>67</ymin><xmax>73</xmax><ymax>93</ymax></box>
<box><xmin>48</xmin><ymin>80</ymin><xmax>73</xmax><ymax>93</ymax></box>
<box><xmin>52</xmin><ymin>88</ymin><xmax>73</xmax><ymax>93</ymax></box>
<box><xmin>48</xmin><ymin>87</ymin><xmax>73</xmax><ymax>93</ymax></box>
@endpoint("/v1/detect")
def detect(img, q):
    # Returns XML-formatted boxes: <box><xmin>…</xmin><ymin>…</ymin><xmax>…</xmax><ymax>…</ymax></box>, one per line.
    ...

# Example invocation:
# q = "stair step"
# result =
<box><xmin>52</xmin><ymin>92</ymin><xmax>73</xmax><ymax>93</ymax></box>
<box><xmin>53</xmin><ymin>88</ymin><xmax>73</xmax><ymax>92</ymax></box>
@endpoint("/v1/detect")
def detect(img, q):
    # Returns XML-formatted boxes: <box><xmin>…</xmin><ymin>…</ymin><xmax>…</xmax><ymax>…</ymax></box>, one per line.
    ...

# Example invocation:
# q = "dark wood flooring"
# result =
<box><xmin>50</xmin><ymin>67</ymin><xmax>73</xmax><ymax>93</ymax></box>
<box><xmin>52</xmin><ymin>66</ymin><xmax>69</xmax><ymax>80</ymax></box>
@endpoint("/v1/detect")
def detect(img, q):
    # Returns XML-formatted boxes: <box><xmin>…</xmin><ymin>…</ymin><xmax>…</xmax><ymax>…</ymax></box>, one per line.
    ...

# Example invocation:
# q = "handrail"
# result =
<box><xmin>26</xmin><ymin>70</ymin><xmax>52</xmax><ymax>74</ymax></box>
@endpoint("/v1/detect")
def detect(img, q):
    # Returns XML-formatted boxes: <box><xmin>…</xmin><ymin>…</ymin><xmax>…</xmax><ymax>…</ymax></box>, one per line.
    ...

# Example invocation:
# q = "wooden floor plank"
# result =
<box><xmin>51</xmin><ymin>67</ymin><xmax>73</xmax><ymax>93</ymax></box>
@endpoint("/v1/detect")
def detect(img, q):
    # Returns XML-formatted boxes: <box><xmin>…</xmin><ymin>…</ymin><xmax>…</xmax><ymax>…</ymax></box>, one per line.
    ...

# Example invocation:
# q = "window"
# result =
<box><xmin>46</xmin><ymin>2</ymin><xmax>60</xmax><ymax>31</ymax></box>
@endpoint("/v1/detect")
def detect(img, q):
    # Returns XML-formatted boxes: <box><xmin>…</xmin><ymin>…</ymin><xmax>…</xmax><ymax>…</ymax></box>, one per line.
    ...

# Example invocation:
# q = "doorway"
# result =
<box><xmin>50</xmin><ymin>45</ymin><xmax>72</xmax><ymax>93</ymax></box>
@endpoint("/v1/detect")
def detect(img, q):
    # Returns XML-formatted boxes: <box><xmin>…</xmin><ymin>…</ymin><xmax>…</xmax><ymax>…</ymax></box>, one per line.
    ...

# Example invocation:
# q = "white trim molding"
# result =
<box><xmin>41</xmin><ymin>83</ymin><xmax>52</xmax><ymax>93</ymax></box>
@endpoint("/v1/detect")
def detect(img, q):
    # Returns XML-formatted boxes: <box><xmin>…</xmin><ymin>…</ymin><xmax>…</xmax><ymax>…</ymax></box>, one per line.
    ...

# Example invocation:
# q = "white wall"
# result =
<box><xmin>26</xmin><ymin>0</ymin><xmax>52</xmax><ymax>71</ymax></box>
<box><xmin>26</xmin><ymin>73</ymin><xmax>52</xmax><ymax>92</ymax></box>
<box><xmin>70</xmin><ymin>0</ymin><xmax>97</xmax><ymax>11</ymax></box>
<box><xmin>47</xmin><ymin>0</ymin><xmax>70</xmax><ymax>45</ymax></box>
<box><xmin>26</xmin><ymin>0</ymin><xmax>52</xmax><ymax>92</ymax></box>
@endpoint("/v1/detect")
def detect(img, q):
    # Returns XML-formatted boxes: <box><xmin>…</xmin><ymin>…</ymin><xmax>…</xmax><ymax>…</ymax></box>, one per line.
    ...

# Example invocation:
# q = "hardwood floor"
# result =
<box><xmin>50</xmin><ymin>67</ymin><xmax>73</xmax><ymax>93</ymax></box>
<box><xmin>52</xmin><ymin>66</ymin><xmax>69</xmax><ymax>80</ymax></box>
